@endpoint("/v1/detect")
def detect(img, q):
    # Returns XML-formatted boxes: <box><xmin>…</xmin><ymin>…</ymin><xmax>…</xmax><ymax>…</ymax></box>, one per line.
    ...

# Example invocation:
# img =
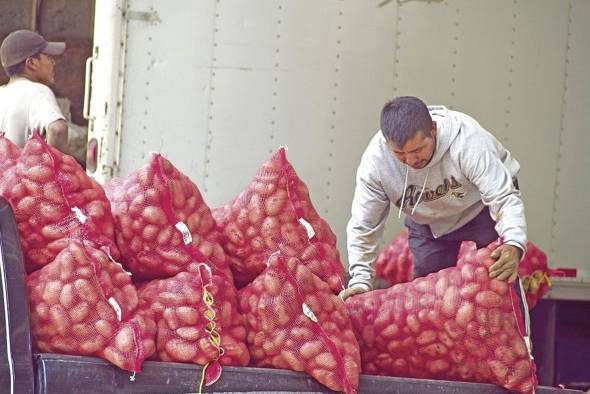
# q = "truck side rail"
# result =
<box><xmin>35</xmin><ymin>353</ymin><xmax>584</xmax><ymax>394</ymax></box>
<box><xmin>0</xmin><ymin>197</ymin><xmax>35</xmax><ymax>394</ymax></box>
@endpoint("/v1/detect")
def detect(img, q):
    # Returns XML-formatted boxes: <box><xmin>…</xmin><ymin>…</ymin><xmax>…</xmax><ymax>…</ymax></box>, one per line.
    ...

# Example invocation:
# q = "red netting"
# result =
<box><xmin>0</xmin><ymin>133</ymin><xmax>119</xmax><ymax>272</ymax></box>
<box><xmin>26</xmin><ymin>240</ymin><xmax>155</xmax><ymax>372</ymax></box>
<box><xmin>375</xmin><ymin>230</ymin><xmax>478</xmax><ymax>286</ymax></box>
<box><xmin>104</xmin><ymin>307</ymin><xmax>157</xmax><ymax>372</ymax></box>
<box><xmin>238</xmin><ymin>253</ymin><xmax>360</xmax><ymax>394</ymax></box>
<box><xmin>457</xmin><ymin>241</ymin><xmax>553</xmax><ymax>309</ymax></box>
<box><xmin>0</xmin><ymin>134</ymin><xmax>21</xmax><ymax>204</ymax></box>
<box><xmin>375</xmin><ymin>229</ymin><xmax>414</xmax><ymax>286</ymax></box>
<box><xmin>213</xmin><ymin>147</ymin><xmax>345</xmax><ymax>292</ymax></box>
<box><xmin>0</xmin><ymin>132</ymin><xmax>21</xmax><ymax>172</ymax></box>
<box><xmin>377</xmin><ymin>231</ymin><xmax>550</xmax><ymax>309</ymax></box>
<box><xmin>346</xmin><ymin>240</ymin><xmax>537</xmax><ymax>394</ymax></box>
<box><xmin>458</xmin><ymin>241</ymin><xmax>477</xmax><ymax>258</ymax></box>
<box><xmin>106</xmin><ymin>153</ymin><xmax>231</xmax><ymax>281</ymax></box>
<box><xmin>517</xmin><ymin>242</ymin><xmax>552</xmax><ymax>309</ymax></box>
<box><xmin>84</xmin><ymin>243</ymin><xmax>139</xmax><ymax>320</ymax></box>
<box><xmin>137</xmin><ymin>266</ymin><xmax>249</xmax><ymax>367</ymax></box>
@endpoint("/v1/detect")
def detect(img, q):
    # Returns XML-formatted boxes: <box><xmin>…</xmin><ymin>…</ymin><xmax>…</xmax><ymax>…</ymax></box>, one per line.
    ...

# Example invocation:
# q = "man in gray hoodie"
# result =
<box><xmin>340</xmin><ymin>96</ymin><xmax>526</xmax><ymax>300</ymax></box>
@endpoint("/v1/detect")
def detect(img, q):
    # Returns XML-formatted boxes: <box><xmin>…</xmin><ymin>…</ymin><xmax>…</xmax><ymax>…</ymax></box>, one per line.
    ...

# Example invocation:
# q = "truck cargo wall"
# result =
<box><xmin>87</xmin><ymin>0</ymin><xmax>590</xmax><ymax>272</ymax></box>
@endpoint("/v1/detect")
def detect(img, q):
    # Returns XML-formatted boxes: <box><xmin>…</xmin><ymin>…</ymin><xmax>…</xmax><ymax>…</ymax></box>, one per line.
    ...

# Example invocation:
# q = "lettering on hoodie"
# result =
<box><xmin>395</xmin><ymin>176</ymin><xmax>464</xmax><ymax>209</ymax></box>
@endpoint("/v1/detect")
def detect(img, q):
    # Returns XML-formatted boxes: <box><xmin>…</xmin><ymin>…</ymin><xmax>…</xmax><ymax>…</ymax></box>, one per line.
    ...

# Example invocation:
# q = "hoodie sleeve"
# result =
<box><xmin>459</xmin><ymin>144</ymin><xmax>527</xmax><ymax>254</ymax></box>
<box><xmin>346</xmin><ymin>155</ymin><xmax>391</xmax><ymax>291</ymax></box>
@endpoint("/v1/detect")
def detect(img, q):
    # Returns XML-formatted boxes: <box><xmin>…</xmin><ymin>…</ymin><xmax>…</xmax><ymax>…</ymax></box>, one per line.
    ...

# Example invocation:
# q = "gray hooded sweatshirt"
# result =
<box><xmin>347</xmin><ymin>105</ymin><xmax>526</xmax><ymax>291</ymax></box>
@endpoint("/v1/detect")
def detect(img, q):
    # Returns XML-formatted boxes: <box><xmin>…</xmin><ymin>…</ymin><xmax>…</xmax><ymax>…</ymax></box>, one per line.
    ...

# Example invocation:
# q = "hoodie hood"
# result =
<box><xmin>423</xmin><ymin>105</ymin><xmax>461</xmax><ymax>169</ymax></box>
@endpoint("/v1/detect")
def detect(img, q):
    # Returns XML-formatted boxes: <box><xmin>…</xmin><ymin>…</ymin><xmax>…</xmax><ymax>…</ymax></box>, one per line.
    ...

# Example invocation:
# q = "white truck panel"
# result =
<box><xmin>88</xmin><ymin>0</ymin><xmax>590</xmax><ymax>272</ymax></box>
<box><xmin>118</xmin><ymin>0</ymin><xmax>216</xmax><ymax>184</ymax></box>
<box><xmin>552</xmin><ymin>0</ymin><xmax>590</xmax><ymax>269</ymax></box>
<box><xmin>501</xmin><ymin>0</ymin><xmax>569</xmax><ymax>257</ymax></box>
<box><xmin>86</xmin><ymin>0</ymin><xmax>127</xmax><ymax>180</ymax></box>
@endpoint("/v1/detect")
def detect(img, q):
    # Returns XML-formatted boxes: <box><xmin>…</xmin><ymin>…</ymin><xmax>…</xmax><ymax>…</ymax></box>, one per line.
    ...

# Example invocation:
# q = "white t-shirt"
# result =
<box><xmin>0</xmin><ymin>77</ymin><xmax>65</xmax><ymax>147</ymax></box>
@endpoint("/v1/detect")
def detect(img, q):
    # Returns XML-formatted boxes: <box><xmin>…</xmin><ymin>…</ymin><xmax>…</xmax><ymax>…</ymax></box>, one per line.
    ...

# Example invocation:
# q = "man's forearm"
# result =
<box><xmin>347</xmin><ymin>153</ymin><xmax>391</xmax><ymax>290</ymax></box>
<box><xmin>46</xmin><ymin>119</ymin><xmax>68</xmax><ymax>153</ymax></box>
<box><xmin>346</xmin><ymin>218</ymin><xmax>388</xmax><ymax>290</ymax></box>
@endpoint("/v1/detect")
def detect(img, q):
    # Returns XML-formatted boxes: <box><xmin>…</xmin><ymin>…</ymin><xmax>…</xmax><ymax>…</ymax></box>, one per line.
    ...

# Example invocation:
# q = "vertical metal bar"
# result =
<box><xmin>31</xmin><ymin>0</ymin><xmax>40</xmax><ymax>31</ymax></box>
<box><xmin>550</xmin><ymin>0</ymin><xmax>573</xmax><ymax>261</ymax></box>
<box><xmin>0</xmin><ymin>231</ymin><xmax>14</xmax><ymax>394</ymax></box>
<box><xmin>201</xmin><ymin>0</ymin><xmax>221</xmax><ymax>194</ymax></box>
<box><xmin>83</xmin><ymin>56</ymin><xmax>95</xmax><ymax>121</ymax></box>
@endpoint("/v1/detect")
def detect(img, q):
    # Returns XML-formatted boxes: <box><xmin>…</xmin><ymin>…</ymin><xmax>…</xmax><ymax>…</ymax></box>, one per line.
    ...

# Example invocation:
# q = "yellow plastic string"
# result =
<box><xmin>204</xmin><ymin>286</ymin><xmax>224</xmax><ymax>357</ymax></box>
<box><xmin>207</xmin><ymin>328</ymin><xmax>221</xmax><ymax>348</ymax></box>
<box><xmin>203</xmin><ymin>289</ymin><xmax>215</xmax><ymax>307</ymax></box>
<box><xmin>544</xmin><ymin>272</ymin><xmax>553</xmax><ymax>288</ymax></box>
<box><xmin>198</xmin><ymin>362</ymin><xmax>210</xmax><ymax>394</ymax></box>
<box><xmin>204</xmin><ymin>309</ymin><xmax>215</xmax><ymax>321</ymax></box>
<box><xmin>195</xmin><ymin>285</ymin><xmax>224</xmax><ymax>393</ymax></box>
<box><xmin>521</xmin><ymin>275</ymin><xmax>531</xmax><ymax>292</ymax></box>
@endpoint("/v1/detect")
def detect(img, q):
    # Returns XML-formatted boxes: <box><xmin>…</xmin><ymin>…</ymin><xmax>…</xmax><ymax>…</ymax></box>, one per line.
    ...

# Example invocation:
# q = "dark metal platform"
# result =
<box><xmin>35</xmin><ymin>353</ymin><xmax>584</xmax><ymax>394</ymax></box>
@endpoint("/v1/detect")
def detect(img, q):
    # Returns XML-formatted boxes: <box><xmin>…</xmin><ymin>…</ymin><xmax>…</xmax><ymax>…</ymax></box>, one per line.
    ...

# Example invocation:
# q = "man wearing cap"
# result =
<box><xmin>0</xmin><ymin>29</ymin><xmax>68</xmax><ymax>152</ymax></box>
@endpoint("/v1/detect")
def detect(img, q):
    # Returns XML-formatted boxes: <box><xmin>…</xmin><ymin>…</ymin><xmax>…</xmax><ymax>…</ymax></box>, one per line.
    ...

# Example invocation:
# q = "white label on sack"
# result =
<box><xmin>105</xmin><ymin>249</ymin><xmax>132</xmax><ymax>276</ymax></box>
<box><xmin>175</xmin><ymin>222</ymin><xmax>192</xmax><ymax>245</ymax></box>
<box><xmin>267</xmin><ymin>251</ymin><xmax>280</xmax><ymax>268</ymax></box>
<box><xmin>108</xmin><ymin>297</ymin><xmax>122</xmax><ymax>321</ymax></box>
<box><xmin>302</xmin><ymin>302</ymin><xmax>318</xmax><ymax>323</ymax></box>
<box><xmin>71</xmin><ymin>207</ymin><xmax>87</xmax><ymax>224</ymax></box>
<box><xmin>524</xmin><ymin>336</ymin><xmax>533</xmax><ymax>358</ymax></box>
<box><xmin>117</xmin><ymin>262</ymin><xmax>132</xmax><ymax>276</ymax></box>
<box><xmin>298</xmin><ymin>218</ymin><xmax>315</xmax><ymax>239</ymax></box>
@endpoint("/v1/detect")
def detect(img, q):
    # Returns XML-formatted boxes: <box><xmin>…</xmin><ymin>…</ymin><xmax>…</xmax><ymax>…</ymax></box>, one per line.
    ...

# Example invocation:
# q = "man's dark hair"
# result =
<box><xmin>380</xmin><ymin>96</ymin><xmax>433</xmax><ymax>148</ymax></box>
<box><xmin>4</xmin><ymin>52</ymin><xmax>40</xmax><ymax>76</ymax></box>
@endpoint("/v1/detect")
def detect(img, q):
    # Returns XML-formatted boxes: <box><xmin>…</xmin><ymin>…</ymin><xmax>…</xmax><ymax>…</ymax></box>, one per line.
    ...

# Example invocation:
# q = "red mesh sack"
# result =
<box><xmin>375</xmin><ymin>229</ymin><xmax>549</xmax><ymax>309</ymax></box>
<box><xmin>0</xmin><ymin>133</ymin><xmax>21</xmax><ymax>200</ymax></box>
<box><xmin>518</xmin><ymin>242</ymin><xmax>552</xmax><ymax>309</ymax></box>
<box><xmin>26</xmin><ymin>240</ymin><xmax>156</xmax><ymax>372</ymax></box>
<box><xmin>238</xmin><ymin>253</ymin><xmax>360</xmax><ymax>394</ymax></box>
<box><xmin>1</xmin><ymin>133</ymin><xmax>118</xmax><ymax>272</ymax></box>
<box><xmin>106</xmin><ymin>308</ymin><xmax>157</xmax><ymax>372</ymax></box>
<box><xmin>0</xmin><ymin>132</ymin><xmax>21</xmax><ymax>173</ymax></box>
<box><xmin>346</xmin><ymin>240</ymin><xmax>537</xmax><ymax>394</ymax></box>
<box><xmin>137</xmin><ymin>265</ymin><xmax>249</xmax><ymax>370</ymax></box>
<box><xmin>213</xmin><ymin>147</ymin><xmax>345</xmax><ymax>292</ymax></box>
<box><xmin>457</xmin><ymin>240</ymin><xmax>477</xmax><ymax>259</ymax></box>
<box><xmin>375</xmin><ymin>229</ymin><xmax>413</xmax><ymax>286</ymax></box>
<box><xmin>376</xmin><ymin>230</ymin><xmax>478</xmax><ymax>286</ymax></box>
<box><xmin>457</xmin><ymin>240</ymin><xmax>552</xmax><ymax>309</ymax></box>
<box><xmin>106</xmin><ymin>153</ymin><xmax>231</xmax><ymax>280</ymax></box>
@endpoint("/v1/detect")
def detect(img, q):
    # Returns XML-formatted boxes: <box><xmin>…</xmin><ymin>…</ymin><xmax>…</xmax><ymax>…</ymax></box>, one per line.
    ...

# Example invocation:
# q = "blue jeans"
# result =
<box><xmin>405</xmin><ymin>206</ymin><xmax>499</xmax><ymax>279</ymax></box>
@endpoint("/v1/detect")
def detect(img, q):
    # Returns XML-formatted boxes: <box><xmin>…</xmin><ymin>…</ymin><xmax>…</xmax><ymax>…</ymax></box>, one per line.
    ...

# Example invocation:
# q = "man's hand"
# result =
<box><xmin>489</xmin><ymin>244</ymin><xmax>522</xmax><ymax>283</ymax></box>
<box><xmin>338</xmin><ymin>285</ymin><xmax>369</xmax><ymax>302</ymax></box>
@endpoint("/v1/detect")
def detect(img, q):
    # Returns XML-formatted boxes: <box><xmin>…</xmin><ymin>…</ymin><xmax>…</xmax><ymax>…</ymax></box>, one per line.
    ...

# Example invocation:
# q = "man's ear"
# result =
<box><xmin>25</xmin><ymin>57</ymin><xmax>38</xmax><ymax>71</ymax></box>
<box><xmin>431</xmin><ymin>121</ymin><xmax>437</xmax><ymax>138</ymax></box>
